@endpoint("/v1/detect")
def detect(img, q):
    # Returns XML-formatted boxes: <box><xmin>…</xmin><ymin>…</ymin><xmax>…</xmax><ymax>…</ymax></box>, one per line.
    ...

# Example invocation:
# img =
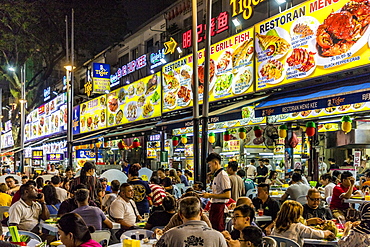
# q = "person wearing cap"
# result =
<box><xmin>338</xmin><ymin>202</ymin><xmax>370</xmax><ymax>247</ymax></box>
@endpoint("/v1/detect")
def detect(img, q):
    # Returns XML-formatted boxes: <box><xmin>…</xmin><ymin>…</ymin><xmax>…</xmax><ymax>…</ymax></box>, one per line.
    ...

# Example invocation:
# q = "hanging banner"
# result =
<box><xmin>162</xmin><ymin>27</ymin><xmax>255</xmax><ymax>113</ymax></box>
<box><xmin>106</xmin><ymin>72</ymin><xmax>161</xmax><ymax>127</ymax></box>
<box><xmin>255</xmin><ymin>0</ymin><xmax>370</xmax><ymax>91</ymax></box>
<box><xmin>92</xmin><ymin>63</ymin><xmax>111</xmax><ymax>94</ymax></box>
<box><xmin>47</xmin><ymin>153</ymin><xmax>64</xmax><ymax>161</ymax></box>
<box><xmin>79</xmin><ymin>95</ymin><xmax>107</xmax><ymax>133</ymax></box>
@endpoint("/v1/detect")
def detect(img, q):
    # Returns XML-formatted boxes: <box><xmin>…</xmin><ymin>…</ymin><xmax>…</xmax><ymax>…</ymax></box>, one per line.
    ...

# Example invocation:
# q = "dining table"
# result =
<box><xmin>344</xmin><ymin>198</ymin><xmax>370</xmax><ymax>204</ymax></box>
<box><xmin>304</xmin><ymin>238</ymin><xmax>338</xmax><ymax>246</ymax></box>
<box><xmin>108</xmin><ymin>239</ymin><xmax>157</xmax><ymax>247</ymax></box>
<box><xmin>41</xmin><ymin>221</ymin><xmax>121</xmax><ymax>233</ymax></box>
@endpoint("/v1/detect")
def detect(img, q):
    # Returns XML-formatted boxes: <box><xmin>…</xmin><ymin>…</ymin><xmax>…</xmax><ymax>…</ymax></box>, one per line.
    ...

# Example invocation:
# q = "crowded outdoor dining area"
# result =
<box><xmin>0</xmin><ymin>152</ymin><xmax>368</xmax><ymax>247</ymax></box>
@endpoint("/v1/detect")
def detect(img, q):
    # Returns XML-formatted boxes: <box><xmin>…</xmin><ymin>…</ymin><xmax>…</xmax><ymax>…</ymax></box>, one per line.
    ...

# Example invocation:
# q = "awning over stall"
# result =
<box><xmin>255</xmin><ymin>82</ymin><xmax>370</xmax><ymax>117</ymax></box>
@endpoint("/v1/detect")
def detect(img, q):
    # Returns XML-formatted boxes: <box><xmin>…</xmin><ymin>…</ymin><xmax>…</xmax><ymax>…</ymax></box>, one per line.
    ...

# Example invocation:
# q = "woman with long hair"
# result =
<box><xmin>169</xmin><ymin>169</ymin><xmax>181</xmax><ymax>184</ymax></box>
<box><xmin>57</xmin><ymin>213</ymin><xmax>100</xmax><ymax>247</ymax></box>
<box><xmin>128</xmin><ymin>163</ymin><xmax>152</xmax><ymax>215</ymax></box>
<box><xmin>272</xmin><ymin>200</ymin><xmax>335</xmax><ymax>246</ymax></box>
<box><xmin>265</xmin><ymin>171</ymin><xmax>283</xmax><ymax>186</ymax></box>
<box><xmin>69</xmin><ymin>162</ymin><xmax>101</xmax><ymax>201</ymax></box>
<box><xmin>42</xmin><ymin>184</ymin><xmax>61</xmax><ymax>215</ymax></box>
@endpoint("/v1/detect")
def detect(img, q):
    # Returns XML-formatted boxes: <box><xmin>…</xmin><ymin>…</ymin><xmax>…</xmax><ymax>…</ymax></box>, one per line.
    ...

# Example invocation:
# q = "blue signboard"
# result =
<box><xmin>92</xmin><ymin>63</ymin><xmax>110</xmax><ymax>93</ymax></box>
<box><xmin>72</xmin><ymin>105</ymin><xmax>80</xmax><ymax>135</ymax></box>
<box><xmin>76</xmin><ymin>149</ymin><xmax>103</xmax><ymax>159</ymax></box>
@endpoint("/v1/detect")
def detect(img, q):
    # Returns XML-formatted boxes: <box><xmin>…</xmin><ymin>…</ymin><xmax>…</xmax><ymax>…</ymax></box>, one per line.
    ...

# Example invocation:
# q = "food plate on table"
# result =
<box><xmin>258</xmin><ymin>59</ymin><xmax>286</xmax><ymax>84</ymax></box>
<box><xmin>310</xmin><ymin>2</ymin><xmax>370</xmax><ymax>66</ymax></box>
<box><xmin>124</xmin><ymin>102</ymin><xmax>140</xmax><ymax>121</ymax></box>
<box><xmin>256</xmin><ymin>27</ymin><xmax>291</xmax><ymax>60</ymax></box>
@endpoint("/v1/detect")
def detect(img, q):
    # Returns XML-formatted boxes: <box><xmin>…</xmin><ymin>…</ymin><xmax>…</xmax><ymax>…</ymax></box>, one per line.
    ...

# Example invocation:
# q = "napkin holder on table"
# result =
<box><xmin>123</xmin><ymin>239</ymin><xmax>141</xmax><ymax>247</ymax></box>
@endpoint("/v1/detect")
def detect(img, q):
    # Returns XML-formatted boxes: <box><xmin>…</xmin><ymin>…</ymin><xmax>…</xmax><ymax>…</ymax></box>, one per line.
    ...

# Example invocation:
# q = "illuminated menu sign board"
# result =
<box><xmin>110</xmin><ymin>55</ymin><xmax>147</xmax><ymax>87</ymax></box>
<box><xmin>79</xmin><ymin>96</ymin><xmax>107</xmax><ymax>133</ymax></box>
<box><xmin>47</xmin><ymin>153</ymin><xmax>64</xmax><ymax>161</ymax></box>
<box><xmin>25</xmin><ymin>93</ymin><xmax>67</xmax><ymax>142</ymax></box>
<box><xmin>255</xmin><ymin>0</ymin><xmax>370</xmax><ymax>91</ymax></box>
<box><xmin>92</xmin><ymin>63</ymin><xmax>111</xmax><ymax>93</ymax></box>
<box><xmin>32</xmin><ymin>150</ymin><xmax>43</xmax><ymax>160</ymax></box>
<box><xmin>106</xmin><ymin>72</ymin><xmax>161</xmax><ymax>127</ymax></box>
<box><xmin>162</xmin><ymin>27</ymin><xmax>254</xmax><ymax>113</ymax></box>
<box><xmin>1</xmin><ymin>131</ymin><xmax>14</xmax><ymax>149</ymax></box>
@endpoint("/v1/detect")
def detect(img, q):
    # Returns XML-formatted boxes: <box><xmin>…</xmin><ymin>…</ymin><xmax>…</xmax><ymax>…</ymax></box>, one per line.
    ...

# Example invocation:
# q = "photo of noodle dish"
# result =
<box><xmin>232</xmin><ymin>67</ymin><xmax>253</xmax><ymax>95</ymax></box>
<box><xmin>164</xmin><ymin>92</ymin><xmax>177</xmax><ymax>109</ymax></box>
<box><xmin>258</xmin><ymin>59</ymin><xmax>286</xmax><ymax>84</ymax></box>
<box><xmin>124</xmin><ymin>102</ymin><xmax>140</xmax><ymax>121</ymax></box>
<box><xmin>312</xmin><ymin>0</ymin><xmax>370</xmax><ymax>64</ymax></box>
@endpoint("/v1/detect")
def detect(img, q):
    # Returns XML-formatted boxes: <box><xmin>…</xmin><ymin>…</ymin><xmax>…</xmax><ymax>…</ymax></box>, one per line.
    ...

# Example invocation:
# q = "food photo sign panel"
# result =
<box><xmin>255</xmin><ymin>0</ymin><xmax>370</xmax><ymax>91</ymax></box>
<box><xmin>79</xmin><ymin>95</ymin><xmax>107</xmax><ymax>133</ymax></box>
<box><xmin>106</xmin><ymin>72</ymin><xmax>161</xmax><ymax>127</ymax></box>
<box><xmin>162</xmin><ymin>27</ymin><xmax>255</xmax><ymax>113</ymax></box>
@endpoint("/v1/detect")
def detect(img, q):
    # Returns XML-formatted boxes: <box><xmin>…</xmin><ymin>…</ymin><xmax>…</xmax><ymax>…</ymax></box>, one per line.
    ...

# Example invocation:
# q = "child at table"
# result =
<box><xmin>338</xmin><ymin>202</ymin><xmax>370</xmax><ymax>247</ymax></box>
<box><xmin>271</xmin><ymin>200</ymin><xmax>335</xmax><ymax>246</ymax></box>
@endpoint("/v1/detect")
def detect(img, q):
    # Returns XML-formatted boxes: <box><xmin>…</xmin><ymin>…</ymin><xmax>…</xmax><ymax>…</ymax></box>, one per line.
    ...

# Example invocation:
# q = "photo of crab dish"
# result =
<box><xmin>315</xmin><ymin>0</ymin><xmax>370</xmax><ymax>58</ymax></box>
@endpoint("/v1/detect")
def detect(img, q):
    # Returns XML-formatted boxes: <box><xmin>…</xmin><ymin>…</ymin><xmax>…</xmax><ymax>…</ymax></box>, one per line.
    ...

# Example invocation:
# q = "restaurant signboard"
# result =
<box><xmin>255</xmin><ymin>0</ymin><xmax>370</xmax><ymax>91</ymax></box>
<box><xmin>79</xmin><ymin>96</ymin><xmax>107</xmax><ymax>133</ymax></box>
<box><xmin>92</xmin><ymin>63</ymin><xmax>111</xmax><ymax>94</ymax></box>
<box><xmin>25</xmin><ymin>93</ymin><xmax>67</xmax><ymax>142</ymax></box>
<box><xmin>163</xmin><ymin>27</ymin><xmax>255</xmax><ymax>113</ymax></box>
<box><xmin>106</xmin><ymin>72</ymin><xmax>161</xmax><ymax>127</ymax></box>
<box><xmin>32</xmin><ymin>150</ymin><xmax>43</xmax><ymax>160</ymax></box>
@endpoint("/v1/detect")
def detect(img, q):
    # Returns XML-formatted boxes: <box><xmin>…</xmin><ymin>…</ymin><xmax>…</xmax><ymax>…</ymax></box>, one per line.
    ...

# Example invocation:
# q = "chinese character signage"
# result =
<box><xmin>32</xmin><ymin>150</ymin><xmax>43</xmax><ymax>160</ymax></box>
<box><xmin>47</xmin><ymin>153</ymin><xmax>64</xmax><ymax>161</ymax></box>
<box><xmin>92</xmin><ymin>63</ymin><xmax>111</xmax><ymax>94</ymax></box>
<box><xmin>25</xmin><ymin>93</ymin><xmax>67</xmax><ymax>142</ymax></box>
<box><xmin>79</xmin><ymin>96</ymin><xmax>107</xmax><ymax>133</ymax></box>
<box><xmin>106</xmin><ymin>72</ymin><xmax>161</xmax><ymax>127</ymax></box>
<box><xmin>255</xmin><ymin>0</ymin><xmax>370</xmax><ymax>91</ymax></box>
<box><xmin>163</xmin><ymin>27</ymin><xmax>254</xmax><ymax>113</ymax></box>
<box><xmin>182</xmin><ymin>11</ymin><xmax>229</xmax><ymax>49</ymax></box>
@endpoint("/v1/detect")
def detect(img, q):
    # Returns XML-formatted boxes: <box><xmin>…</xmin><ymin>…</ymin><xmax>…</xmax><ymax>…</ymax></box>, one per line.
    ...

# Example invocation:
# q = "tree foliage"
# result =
<box><xmin>0</xmin><ymin>0</ymin><xmax>128</xmax><ymax>146</ymax></box>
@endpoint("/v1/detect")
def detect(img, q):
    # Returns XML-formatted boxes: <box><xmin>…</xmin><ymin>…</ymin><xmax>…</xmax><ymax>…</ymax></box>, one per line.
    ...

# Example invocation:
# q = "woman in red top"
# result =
<box><xmin>57</xmin><ymin>213</ymin><xmax>101</xmax><ymax>247</ymax></box>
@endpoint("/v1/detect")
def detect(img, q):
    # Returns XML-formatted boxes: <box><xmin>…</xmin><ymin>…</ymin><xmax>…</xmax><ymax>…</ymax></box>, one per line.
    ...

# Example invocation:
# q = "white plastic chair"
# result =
<box><xmin>121</xmin><ymin>229</ymin><xmax>154</xmax><ymax>240</ymax></box>
<box><xmin>262</xmin><ymin>236</ymin><xmax>277</xmax><ymax>247</ymax></box>
<box><xmin>100</xmin><ymin>169</ymin><xmax>128</xmax><ymax>184</ymax></box>
<box><xmin>270</xmin><ymin>236</ymin><xmax>299</xmax><ymax>247</ymax></box>
<box><xmin>296</xmin><ymin>195</ymin><xmax>307</xmax><ymax>205</ymax></box>
<box><xmin>0</xmin><ymin>175</ymin><xmax>22</xmax><ymax>184</ymax></box>
<box><xmin>91</xmin><ymin>229</ymin><xmax>111</xmax><ymax>246</ymax></box>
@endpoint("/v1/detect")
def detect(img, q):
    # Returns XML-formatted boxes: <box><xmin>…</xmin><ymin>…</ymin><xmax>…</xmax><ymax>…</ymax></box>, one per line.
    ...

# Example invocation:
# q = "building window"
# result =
<box><xmin>119</xmin><ymin>53</ymin><xmax>129</xmax><ymax>66</ymax></box>
<box><xmin>146</xmin><ymin>38</ymin><xmax>154</xmax><ymax>53</ymax></box>
<box><xmin>131</xmin><ymin>47</ymin><xmax>139</xmax><ymax>60</ymax></box>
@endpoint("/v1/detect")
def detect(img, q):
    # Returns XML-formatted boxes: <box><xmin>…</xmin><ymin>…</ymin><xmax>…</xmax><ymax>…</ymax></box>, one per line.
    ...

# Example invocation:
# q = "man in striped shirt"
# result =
<box><xmin>149</xmin><ymin>177</ymin><xmax>167</xmax><ymax>212</ymax></box>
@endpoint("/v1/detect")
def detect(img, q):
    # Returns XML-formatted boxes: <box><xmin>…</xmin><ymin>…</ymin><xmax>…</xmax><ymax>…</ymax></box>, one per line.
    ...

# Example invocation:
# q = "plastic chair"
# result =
<box><xmin>6</xmin><ymin>230</ymin><xmax>42</xmax><ymax>243</ymax></box>
<box><xmin>269</xmin><ymin>236</ymin><xmax>299</xmax><ymax>247</ymax></box>
<box><xmin>0</xmin><ymin>206</ymin><xmax>10</xmax><ymax>221</ymax></box>
<box><xmin>121</xmin><ymin>229</ymin><xmax>154</xmax><ymax>240</ymax></box>
<box><xmin>91</xmin><ymin>229</ymin><xmax>111</xmax><ymax>246</ymax></box>
<box><xmin>296</xmin><ymin>195</ymin><xmax>307</xmax><ymax>205</ymax></box>
<box><xmin>262</xmin><ymin>236</ymin><xmax>277</xmax><ymax>247</ymax></box>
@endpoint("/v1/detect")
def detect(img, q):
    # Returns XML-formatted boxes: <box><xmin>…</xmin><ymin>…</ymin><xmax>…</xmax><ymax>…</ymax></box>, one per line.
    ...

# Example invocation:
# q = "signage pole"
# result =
<box><xmin>201</xmin><ymin>0</ymin><xmax>212</xmax><ymax>186</ymax></box>
<box><xmin>191</xmin><ymin>0</ymin><xmax>200</xmax><ymax>181</ymax></box>
<box><xmin>20</xmin><ymin>65</ymin><xmax>26</xmax><ymax>173</ymax></box>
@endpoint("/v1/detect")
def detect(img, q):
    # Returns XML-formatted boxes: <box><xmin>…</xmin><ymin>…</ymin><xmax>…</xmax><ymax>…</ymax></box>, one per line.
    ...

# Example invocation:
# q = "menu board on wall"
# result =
<box><xmin>162</xmin><ymin>27</ymin><xmax>255</xmax><ymax>113</ymax></box>
<box><xmin>255</xmin><ymin>0</ymin><xmax>370</xmax><ymax>91</ymax></box>
<box><xmin>25</xmin><ymin>93</ymin><xmax>67</xmax><ymax>142</ymax></box>
<box><xmin>1</xmin><ymin>131</ymin><xmax>14</xmax><ymax>149</ymax></box>
<box><xmin>79</xmin><ymin>96</ymin><xmax>107</xmax><ymax>133</ymax></box>
<box><xmin>106</xmin><ymin>72</ymin><xmax>161</xmax><ymax>127</ymax></box>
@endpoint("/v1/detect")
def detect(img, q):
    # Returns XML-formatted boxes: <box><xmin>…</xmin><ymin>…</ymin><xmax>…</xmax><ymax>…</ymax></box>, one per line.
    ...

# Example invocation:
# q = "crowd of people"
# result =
<box><xmin>0</xmin><ymin>153</ymin><xmax>369</xmax><ymax>246</ymax></box>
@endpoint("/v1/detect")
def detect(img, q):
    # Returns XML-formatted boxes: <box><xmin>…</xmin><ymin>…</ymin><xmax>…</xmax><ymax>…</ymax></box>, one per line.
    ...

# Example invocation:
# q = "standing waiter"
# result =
<box><xmin>201</xmin><ymin>153</ymin><xmax>231</xmax><ymax>231</ymax></box>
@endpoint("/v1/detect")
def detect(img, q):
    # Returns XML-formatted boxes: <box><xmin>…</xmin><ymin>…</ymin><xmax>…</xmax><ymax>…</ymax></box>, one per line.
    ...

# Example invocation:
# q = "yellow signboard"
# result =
<box><xmin>106</xmin><ymin>72</ymin><xmax>161</xmax><ymax>127</ymax></box>
<box><xmin>79</xmin><ymin>96</ymin><xmax>107</xmax><ymax>133</ymax></box>
<box><xmin>275</xmin><ymin>102</ymin><xmax>370</xmax><ymax>122</ymax></box>
<box><xmin>162</xmin><ymin>27</ymin><xmax>255</xmax><ymax>113</ymax></box>
<box><xmin>255</xmin><ymin>0</ymin><xmax>370</xmax><ymax>91</ymax></box>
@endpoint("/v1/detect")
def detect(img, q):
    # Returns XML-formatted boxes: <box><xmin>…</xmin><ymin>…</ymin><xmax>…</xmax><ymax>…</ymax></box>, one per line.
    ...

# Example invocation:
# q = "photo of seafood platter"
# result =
<box><xmin>79</xmin><ymin>96</ymin><xmax>107</xmax><ymax>133</ymax></box>
<box><xmin>106</xmin><ymin>72</ymin><xmax>161</xmax><ymax>127</ymax></box>
<box><xmin>255</xmin><ymin>0</ymin><xmax>370</xmax><ymax>91</ymax></box>
<box><xmin>162</xmin><ymin>27</ymin><xmax>255</xmax><ymax>113</ymax></box>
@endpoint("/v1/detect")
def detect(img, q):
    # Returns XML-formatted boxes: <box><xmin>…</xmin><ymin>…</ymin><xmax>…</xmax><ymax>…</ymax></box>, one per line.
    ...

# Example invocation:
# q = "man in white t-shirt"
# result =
<box><xmin>201</xmin><ymin>153</ymin><xmax>231</xmax><ymax>232</ymax></box>
<box><xmin>109</xmin><ymin>183</ymin><xmax>141</xmax><ymax>231</ymax></box>
<box><xmin>246</xmin><ymin>159</ymin><xmax>257</xmax><ymax>180</ymax></box>
<box><xmin>51</xmin><ymin>176</ymin><xmax>68</xmax><ymax>202</ymax></box>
